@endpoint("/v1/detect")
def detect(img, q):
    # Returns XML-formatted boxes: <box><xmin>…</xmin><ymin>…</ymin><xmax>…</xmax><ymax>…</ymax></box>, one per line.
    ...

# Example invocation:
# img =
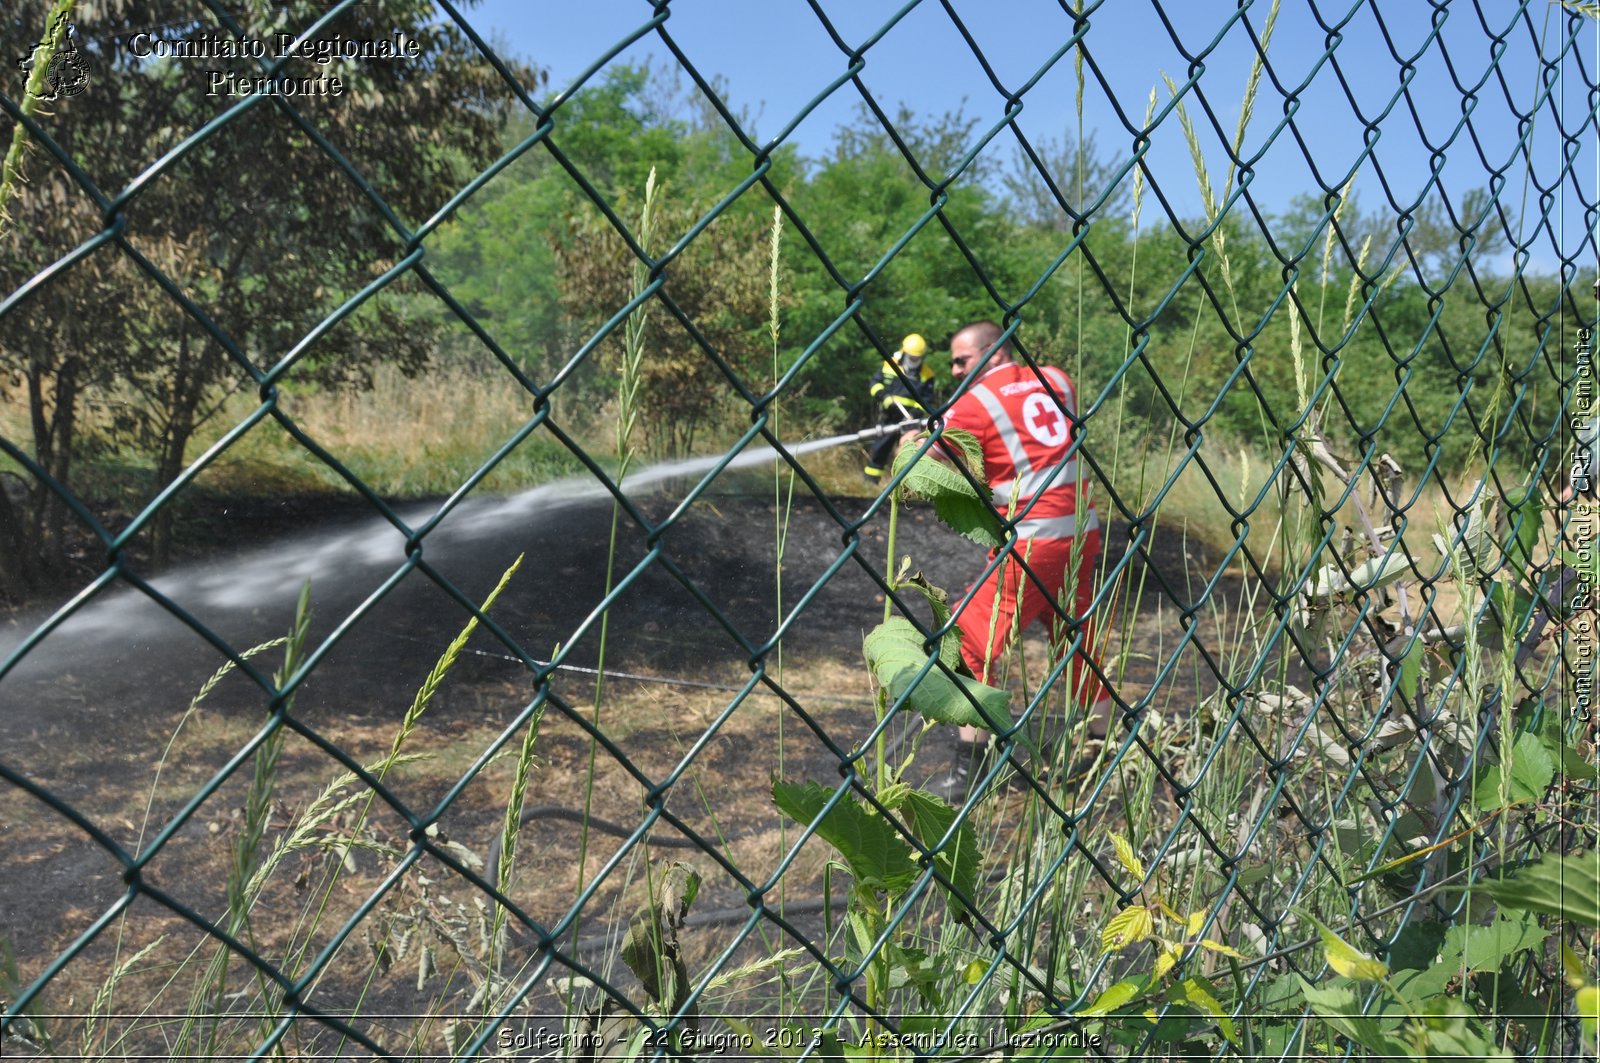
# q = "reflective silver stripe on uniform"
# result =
<box><xmin>975</xmin><ymin>368</ymin><xmax>1081</xmax><ymax>505</ymax></box>
<box><xmin>970</xmin><ymin>382</ymin><xmax>1036</xmax><ymax>487</ymax></box>
<box><xmin>1041</xmin><ymin>366</ymin><xmax>1075</xmax><ymax>413</ymax></box>
<box><xmin>992</xmin><ymin>457</ymin><xmax>1080</xmax><ymax>506</ymax></box>
<box><xmin>1014</xmin><ymin>508</ymin><xmax>1099</xmax><ymax>540</ymax></box>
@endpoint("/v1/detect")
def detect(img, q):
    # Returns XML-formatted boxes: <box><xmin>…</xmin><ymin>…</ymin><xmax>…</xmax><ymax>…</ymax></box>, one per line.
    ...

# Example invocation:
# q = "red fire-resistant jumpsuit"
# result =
<box><xmin>943</xmin><ymin>361</ymin><xmax>1104</xmax><ymax>709</ymax></box>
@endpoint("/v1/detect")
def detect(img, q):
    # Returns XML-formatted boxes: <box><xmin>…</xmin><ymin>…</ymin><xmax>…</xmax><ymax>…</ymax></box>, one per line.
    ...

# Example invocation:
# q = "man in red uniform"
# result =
<box><xmin>912</xmin><ymin>320</ymin><xmax>1110</xmax><ymax>794</ymax></box>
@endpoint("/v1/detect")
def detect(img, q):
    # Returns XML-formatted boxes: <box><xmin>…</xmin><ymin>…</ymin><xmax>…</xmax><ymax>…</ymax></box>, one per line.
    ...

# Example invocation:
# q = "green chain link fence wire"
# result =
<box><xmin>1</xmin><ymin>0</ymin><xmax>1596</xmax><ymax>1059</ymax></box>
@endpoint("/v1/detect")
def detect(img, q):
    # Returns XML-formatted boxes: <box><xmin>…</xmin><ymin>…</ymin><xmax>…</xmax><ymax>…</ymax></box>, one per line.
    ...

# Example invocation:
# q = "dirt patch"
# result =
<box><xmin>0</xmin><ymin>478</ymin><xmax>1243</xmax><ymax>1052</ymax></box>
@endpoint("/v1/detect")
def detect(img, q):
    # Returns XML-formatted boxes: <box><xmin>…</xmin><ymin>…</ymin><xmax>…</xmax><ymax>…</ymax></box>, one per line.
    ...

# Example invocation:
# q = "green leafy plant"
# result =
<box><xmin>1078</xmin><ymin>833</ymin><xmax>1244</xmax><ymax>1049</ymax></box>
<box><xmin>765</xmin><ymin>428</ymin><xmax>1009</xmax><ymax>1050</ymax></box>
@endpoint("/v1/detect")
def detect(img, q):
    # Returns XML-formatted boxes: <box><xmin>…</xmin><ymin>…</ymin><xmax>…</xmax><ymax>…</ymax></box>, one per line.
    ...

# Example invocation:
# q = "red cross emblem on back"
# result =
<box><xmin>1021</xmin><ymin>392</ymin><xmax>1069</xmax><ymax>447</ymax></box>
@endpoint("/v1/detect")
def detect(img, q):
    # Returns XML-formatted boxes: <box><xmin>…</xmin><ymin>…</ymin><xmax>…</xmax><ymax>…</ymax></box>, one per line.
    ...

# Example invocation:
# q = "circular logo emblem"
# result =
<box><xmin>46</xmin><ymin>47</ymin><xmax>89</xmax><ymax>98</ymax></box>
<box><xmin>1020</xmin><ymin>392</ymin><xmax>1069</xmax><ymax>447</ymax></box>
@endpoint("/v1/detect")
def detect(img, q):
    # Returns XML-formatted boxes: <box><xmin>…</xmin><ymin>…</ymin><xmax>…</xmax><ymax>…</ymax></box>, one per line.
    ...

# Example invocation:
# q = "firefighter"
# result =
<box><xmin>864</xmin><ymin>333</ymin><xmax>937</xmax><ymax>481</ymax></box>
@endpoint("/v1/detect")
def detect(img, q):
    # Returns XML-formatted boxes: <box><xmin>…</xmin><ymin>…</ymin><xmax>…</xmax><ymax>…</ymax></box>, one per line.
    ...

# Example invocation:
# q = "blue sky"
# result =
<box><xmin>463</xmin><ymin>0</ymin><xmax>1597</xmax><ymax>275</ymax></box>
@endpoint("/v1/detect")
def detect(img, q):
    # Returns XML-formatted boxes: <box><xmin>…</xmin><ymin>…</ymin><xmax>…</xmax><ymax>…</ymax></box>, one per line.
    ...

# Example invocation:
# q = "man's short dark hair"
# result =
<box><xmin>954</xmin><ymin>320</ymin><xmax>1009</xmax><ymax>358</ymax></box>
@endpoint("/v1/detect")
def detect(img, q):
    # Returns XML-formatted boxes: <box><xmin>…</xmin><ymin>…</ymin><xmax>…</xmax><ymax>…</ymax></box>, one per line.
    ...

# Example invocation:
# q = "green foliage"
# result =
<box><xmin>1294</xmin><ymin>978</ymin><xmax>1409</xmax><ymax>1055</ymax></box>
<box><xmin>0</xmin><ymin>0</ymin><xmax>513</xmax><ymax>583</ymax></box>
<box><xmin>884</xmin><ymin>787</ymin><xmax>980</xmax><ymax>916</ymax></box>
<box><xmin>1472</xmin><ymin>731</ymin><xmax>1557</xmax><ymax>808</ymax></box>
<box><xmin>890</xmin><ymin>428</ymin><xmax>1004</xmax><ymax>548</ymax></box>
<box><xmin>771</xmin><ymin>780</ymin><xmax>919</xmax><ymax>893</ymax></box>
<box><xmin>551</xmin><ymin>181</ymin><xmax>776</xmax><ymax>455</ymax></box>
<box><xmin>1475</xmin><ymin>851</ymin><xmax>1600</xmax><ymax>928</ymax></box>
<box><xmin>863</xmin><ymin>618</ymin><xmax>1012</xmax><ymax>733</ymax></box>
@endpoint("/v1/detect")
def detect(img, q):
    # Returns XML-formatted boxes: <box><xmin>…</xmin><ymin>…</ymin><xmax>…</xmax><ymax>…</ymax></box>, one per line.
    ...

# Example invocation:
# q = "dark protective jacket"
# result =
<box><xmin>868</xmin><ymin>358</ymin><xmax>936</xmax><ymax>421</ymax></box>
<box><xmin>863</xmin><ymin>357</ymin><xmax>937</xmax><ymax>478</ymax></box>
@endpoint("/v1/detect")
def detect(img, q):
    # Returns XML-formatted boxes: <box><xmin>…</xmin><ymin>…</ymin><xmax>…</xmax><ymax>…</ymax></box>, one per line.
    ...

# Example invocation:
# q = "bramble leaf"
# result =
<box><xmin>893</xmin><ymin>571</ymin><xmax>963</xmax><ymax>671</ymax></box>
<box><xmin>891</xmin><ymin>788</ymin><xmax>980</xmax><ymax>915</ymax></box>
<box><xmin>1306</xmin><ymin>915</ymin><xmax>1387</xmax><ymax>980</ymax></box>
<box><xmin>1171</xmin><ymin>975</ymin><xmax>1239</xmax><ymax>1044</ymax></box>
<box><xmin>1472</xmin><ymin>731</ymin><xmax>1556</xmax><ymax>808</ymax></box>
<box><xmin>1101</xmin><ymin>907</ymin><xmax>1155</xmax><ymax>953</ymax></box>
<box><xmin>1109</xmin><ymin>832</ymin><xmax>1146</xmax><ymax>880</ymax></box>
<box><xmin>1473</xmin><ymin>851</ymin><xmax>1600</xmax><ymax>927</ymax></box>
<box><xmin>1296</xmin><ymin>977</ymin><xmax>1408</xmax><ymax>1054</ymax></box>
<box><xmin>892</xmin><ymin>428</ymin><xmax>1004</xmax><ymax>548</ymax></box>
<box><xmin>864</xmin><ymin>617</ymin><xmax>1015</xmax><ymax>735</ymax></box>
<box><xmin>1504</xmin><ymin>487</ymin><xmax>1542</xmax><ymax>570</ymax></box>
<box><xmin>1199</xmin><ymin>939</ymin><xmax>1246</xmax><ymax>959</ymax></box>
<box><xmin>771</xmin><ymin>780</ymin><xmax>918</xmax><ymax>892</ymax></box>
<box><xmin>1077</xmin><ymin>976</ymin><xmax>1151</xmax><ymax>1016</ymax></box>
<box><xmin>1441</xmin><ymin>912</ymin><xmax>1548</xmax><ymax>976</ymax></box>
<box><xmin>1398</xmin><ymin>637</ymin><xmax>1424</xmax><ymax>701</ymax></box>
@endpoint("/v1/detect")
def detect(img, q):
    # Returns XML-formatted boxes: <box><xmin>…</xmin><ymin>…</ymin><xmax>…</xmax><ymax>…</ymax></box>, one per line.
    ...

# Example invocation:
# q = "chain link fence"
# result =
<box><xmin>2</xmin><ymin>1</ymin><xmax>1596</xmax><ymax>1059</ymax></box>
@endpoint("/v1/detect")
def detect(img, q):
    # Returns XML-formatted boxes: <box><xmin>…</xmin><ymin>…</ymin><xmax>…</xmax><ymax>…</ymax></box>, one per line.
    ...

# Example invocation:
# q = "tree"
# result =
<box><xmin>429</xmin><ymin>62</ymin><xmax>797</xmax><ymax>392</ymax></box>
<box><xmin>552</xmin><ymin>185</ymin><xmax>776</xmax><ymax>456</ymax></box>
<box><xmin>1002</xmin><ymin>129</ymin><xmax>1130</xmax><ymax>231</ymax></box>
<box><xmin>0</xmin><ymin>0</ymin><xmax>518</xmax><ymax>594</ymax></box>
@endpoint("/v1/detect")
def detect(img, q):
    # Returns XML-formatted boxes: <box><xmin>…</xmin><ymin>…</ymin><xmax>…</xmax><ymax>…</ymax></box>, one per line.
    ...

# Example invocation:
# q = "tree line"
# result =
<box><xmin>1</xmin><ymin>9</ymin><xmax>1580</xmax><ymax>603</ymax></box>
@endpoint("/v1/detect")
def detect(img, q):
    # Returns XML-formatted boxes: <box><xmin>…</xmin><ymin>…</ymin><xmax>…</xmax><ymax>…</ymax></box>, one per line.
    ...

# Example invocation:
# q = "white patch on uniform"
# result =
<box><xmin>1021</xmin><ymin>392</ymin><xmax>1068</xmax><ymax>447</ymax></box>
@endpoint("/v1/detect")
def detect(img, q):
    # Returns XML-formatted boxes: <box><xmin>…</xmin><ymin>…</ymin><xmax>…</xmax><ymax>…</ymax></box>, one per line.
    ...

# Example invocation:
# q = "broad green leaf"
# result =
<box><xmin>1420</xmin><ymin>1019</ymin><xmax>1513</xmax><ymax>1060</ymax></box>
<box><xmin>1539</xmin><ymin>711</ymin><xmax>1600</xmax><ymax>781</ymax></box>
<box><xmin>1109</xmin><ymin>832</ymin><xmax>1146</xmax><ymax>880</ymax></box>
<box><xmin>1152</xmin><ymin>946</ymin><xmax>1177</xmax><ymax>981</ymax></box>
<box><xmin>1306</xmin><ymin>915</ymin><xmax>1387</xmax><ymax>981</ymax></box>
<box><xmin>894</xmin><ymin>788</ymin><xmax>980</xmax><ymax>915</ymax></box>
<box><xmin>1472</xmin><ymin>731</ymin><xmax>1557</xmax><ymax>808</ymax></box>
<box><xmin>1389</xmin><ymin>959</ymin><xmax>1455</xmax><ymax>1004</ymax></box>
<box><xmin>885</xmin><ymin>944</ymin><xmax>947</xmax><ymax>1010</ymax></box>
<box><xmin>1236</xmin><ymin>864</ymin><xmax>1272</xmax><ymax>887</ymax></box>
<box><xmin>1398</xmin><ymin>637</ymin><xmax>1424</xmax><ymax>701</ymax></box>
<box><xmin>1101</xmin><ymin>907</ymin><xmax>1155</xmax><ymax>952</ymax></box>
<box><xmin>1170</xmin><ymin>975</ymin><xmax>1239</xmax><ymax>1044</ymax></box>
<box><xmin>1296</xmin><ymin>977</ymin><xmax>1408</xmax><ymax>1055</ymax></box>
<box><xmin>1441</xmin><ymin>912</ymin><xmax>1548</xmax><ymax>975</ymax></box>
<box><xmin>1564</xmin><ymin>546</ymin><xmax>1600</xmax><ymax>588</ymax></box>
<box><xmin>1387</xmin><ymin>919</ymin><xmax>1446</xmax><ymax>972</ymax></box>
<box><xmin>1504</xmin><ymin>487</ymin><xmax>1542</xmax><ymax>570</ymax></box>
<box><xmin>892</xmin><ymin>429</ymin><xmax>1004</xmax><ymax>548</ymax></box>
<box><xmin>894</xmin><ymin>571</ymin><xmax>963</xmax><ymax>671</ymax></box>
<box><xmin>1562</xmin><ymin>743</ymin><xmax>1600</xmax><ymax>782</ymax></box>
<box><xmin>864</xmin><ymin>617</ymin><xmax>1015</xmax><ymax>735</ymax></box>
<box><xmin>1198</xmin><ymin>939</ymin><xmax>1246</xmax><ymax>959</ymax></box>
<box><xmin>771</xmin><ymin>780</ymin><xmax>918</xmax><ymax>892</ymax></box>
<box><xmin>1077</xmin><ymin>976</ymin><xmax>1151</xmax><ymax>1016</ymax></box>
<box><xmin>1473</xmin><ymin>851</ymin><xmax>1600</xmax><ymax>927</ymax></box>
